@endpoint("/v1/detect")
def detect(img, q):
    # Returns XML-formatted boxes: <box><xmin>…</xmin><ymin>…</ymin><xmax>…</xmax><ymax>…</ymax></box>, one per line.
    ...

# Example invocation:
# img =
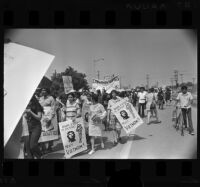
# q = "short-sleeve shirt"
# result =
<box><xmin>66</xmin><ymin>100</ymin><xmax>80</xmax><ymax>118</ymax></box>
<box><xmin>89</xmin><ymin>103</ymin><xmax>106</xmax><ymax>125</ymax></box>
<box><xmin>39</xmin><ymin>95</ymin><xmax>55</xmax><ymax>108</ymax></box>
<box><xmin>176</xmin><ymin>92</ymin><xmax>193</xmax><ymax>109</ymax></box>
<box><xmin>80</xmin><ymin>95</ymin><xmax>88</xmax><ymax>104</ymax></box>
<box><xmin>137</xmin><ymin>92</ymin><xmax>147</xmax><ymax>103</ymax></box>
<box><xmin>145</xmin><ymin>93</ymin><xmax>155</xmax><ymax>104</ymax></box>
<box><xmin>107</xmin><ymin>96</ymin><xmax>121</xmax><ymax>110</ymax></box>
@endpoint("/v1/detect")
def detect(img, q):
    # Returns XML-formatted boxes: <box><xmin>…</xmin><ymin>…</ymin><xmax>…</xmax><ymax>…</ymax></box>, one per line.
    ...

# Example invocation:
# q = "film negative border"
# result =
<box><xmin>1</xmin><ymin>0</ymin><xmax>199</xmax><ymax>186</ymax></box>
<box><xmin>1</xmin><ymin>160</ymin><xmax>199</xmax><ymax>185</ymax></box>
<box><xmin>2</xmin><ymin>9</ymin><xmax>196</xmax><ymax>28</ymax></box>
<box><xmin>2</xmin><ymin>1</ymin><xmax>199</xmax><ymax>28</ymax></box>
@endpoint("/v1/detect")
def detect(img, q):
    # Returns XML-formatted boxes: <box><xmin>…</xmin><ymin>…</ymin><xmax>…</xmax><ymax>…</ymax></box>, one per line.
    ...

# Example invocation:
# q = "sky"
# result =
<box><xmin>5</xmin><ymin>29</ymin><xmax>197</xmax><ymax>88</ymax></box>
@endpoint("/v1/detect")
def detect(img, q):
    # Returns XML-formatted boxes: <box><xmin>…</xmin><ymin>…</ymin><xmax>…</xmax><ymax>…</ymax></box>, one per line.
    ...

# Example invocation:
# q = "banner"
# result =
<box><xmin>111</xmin><ymin>99</ymin><xmax>143</xmax><ymax>134</ymax></box>
<box><xmin>59</xmin><ymin>118</ymin><xmax>87</xmax><ymax>158</ymax></box>
<box><xmin>39</xmin><ymin>106</ymin><xmax>59</xmax><ymax>142</ymax></box>
<box><xmin>4</xmin><ymin>42</ymin><xmax>54</xmax><ymax>146</ymax></box>
<box><xmin>62</xmin><ymin>76</ymin><xmax>74</xmax><ymax>94</ymax></box>
<box><xmin>92</xmin><ymin>76</ymin><xmax>120</xmax><ymax>93</ymax></box>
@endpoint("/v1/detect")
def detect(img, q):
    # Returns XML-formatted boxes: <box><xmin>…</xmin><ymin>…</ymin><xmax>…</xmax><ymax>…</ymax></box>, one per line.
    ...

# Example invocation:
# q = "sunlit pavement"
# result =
<box><xmin>43</xmin><ymin>104</ymin><xmax>197</xmax><ymax>159</ymax></box>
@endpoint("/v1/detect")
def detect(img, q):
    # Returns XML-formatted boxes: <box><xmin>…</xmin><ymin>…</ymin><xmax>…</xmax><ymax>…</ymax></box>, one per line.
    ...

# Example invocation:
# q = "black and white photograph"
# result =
<box><xmin>4</xmin><ymin>29</ymin><xmax>197</xmax><ymax>159</ymax></box>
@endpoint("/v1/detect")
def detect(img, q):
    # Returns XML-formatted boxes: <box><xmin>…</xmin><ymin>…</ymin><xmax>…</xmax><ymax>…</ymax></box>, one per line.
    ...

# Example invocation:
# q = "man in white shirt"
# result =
<box><xmin>174</xmin><ymin>85</ymin><xmax>194</xmax><ymax>135</ymax></box>
<box><xmin>137</xmin><ymin>87</ymin><xmax>147</xmax><ymax>118</ymax></box>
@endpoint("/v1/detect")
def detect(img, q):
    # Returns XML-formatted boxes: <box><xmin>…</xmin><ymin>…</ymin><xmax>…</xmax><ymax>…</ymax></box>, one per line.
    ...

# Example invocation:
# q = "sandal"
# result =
<box><xmin>101</xmin><ymin>143</ymin><xmax>105</xmax><ymax>149</ymax></box>
<box><xmin>88</xmin><ymin>149</ymin><xmax>95</xmax><ymax>155</ymax></box>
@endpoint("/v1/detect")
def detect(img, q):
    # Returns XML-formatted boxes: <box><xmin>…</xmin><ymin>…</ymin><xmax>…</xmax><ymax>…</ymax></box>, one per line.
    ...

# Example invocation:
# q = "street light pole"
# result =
<box><xmin>180</xmin><ymin>73</ymin><xmax>183</xmax><ymax>83</ymax></box>
<box><xmin>93</xmin><ymin>58</ymin><xmax>104</xmax><ymax>79</ymax></box>
<box><xmin>146</xmin><ymin>74</ymin><xmax>149</xmax><ymax>89</ymax></box>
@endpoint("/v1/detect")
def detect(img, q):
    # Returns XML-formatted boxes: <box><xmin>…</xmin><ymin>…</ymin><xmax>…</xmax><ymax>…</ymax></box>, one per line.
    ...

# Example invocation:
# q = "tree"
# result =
<box><xmin>38</xmin><ymin>76</ymin><xmax>52</xmax><ymax>89</ymax></box>
<box><xmin>50</xmin><ymin>66</ymin><xmax>89</xmax><ymax>97</ymax></box>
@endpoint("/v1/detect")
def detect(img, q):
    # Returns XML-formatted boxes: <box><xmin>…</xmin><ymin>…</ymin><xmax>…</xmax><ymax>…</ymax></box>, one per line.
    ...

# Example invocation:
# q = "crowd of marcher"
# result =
<box><xmin>20</xmin><ymin>85</ymin><xmax>194</xmax><ymax>159</ymax></box>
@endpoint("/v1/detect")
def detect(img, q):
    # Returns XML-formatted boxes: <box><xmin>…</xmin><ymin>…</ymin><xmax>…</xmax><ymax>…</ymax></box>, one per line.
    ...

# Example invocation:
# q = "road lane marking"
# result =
<box><xmin>119</xmin><ymin>129</ymin><xmax>136</xmax><ymax>159</ymax></box>
<box><xmin>119</xmin><ymin>138</ymin><xmax>133</xmax><ymax>159</ymax></box>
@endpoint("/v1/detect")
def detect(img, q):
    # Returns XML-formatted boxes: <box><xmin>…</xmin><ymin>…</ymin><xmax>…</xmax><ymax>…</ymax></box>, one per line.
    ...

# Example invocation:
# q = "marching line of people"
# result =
<box><xmin>20</xmin><ymin>85</ymin><xmax>194</xmax><ymax>159</ymax></box>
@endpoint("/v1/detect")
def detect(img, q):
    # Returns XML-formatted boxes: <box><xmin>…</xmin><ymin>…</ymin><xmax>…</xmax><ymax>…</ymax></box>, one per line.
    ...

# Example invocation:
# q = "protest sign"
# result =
<box><xmin>62</xmin><ymin>76</ymin><xmax>74</xmax><ymax>94</ymax></box>
<box><xmin>39</xmin><ymin>106</ymin><xmax>59</xmax><ymax>142</ymax></box>
<box><xmin>4</xmin><ymin>42</ymin><xmax>54</xmax><ymax>146</ymax></box>
<box><xmin>59</xmin><ymin>118</ymin><xmax>87</xmax><ymax>158</ymax></box>
<box><xmin>81</xmin><ymin>102</ymin><xmax>91</xmax><ymax>128</ymax></box>
<box><xmin>111</xmin><ymin>99</ymin><xmax>143</xmax><ymax>134</ymax></box>
<box><xmin>92</xmin><ymin>76</ymin><xmax>120</xmax><ymax>93</ymax></box>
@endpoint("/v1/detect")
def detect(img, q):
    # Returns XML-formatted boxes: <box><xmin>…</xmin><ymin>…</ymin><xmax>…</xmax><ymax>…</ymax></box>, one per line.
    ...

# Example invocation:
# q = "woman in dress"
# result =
<box><xmin>24</xmin><ymin>95</ymin><xmax>43</xmax><ymax>159</ymax></box>
<box><xmin>107</xmin><ymin>90</ymin><xmax>123</xmax><ymax>145</ymax></box>
<box><xmin>88</xmin><ymin>94</ymin><xmax>107</xmax><ymax>155</ymax></box>
<box><xmin>145</xmin><ymin>88</ymin><xmax>161</xmax><ymax>125</ymax></box>
<box><xmin>82</xmin><ymin>92</ymin><xmax>92</xmax><ymax>145</ymax></box>
<box><xmin>39</xmin><ymin>88</ymin><xmax>57</xmax><ymax>154</ymax></box>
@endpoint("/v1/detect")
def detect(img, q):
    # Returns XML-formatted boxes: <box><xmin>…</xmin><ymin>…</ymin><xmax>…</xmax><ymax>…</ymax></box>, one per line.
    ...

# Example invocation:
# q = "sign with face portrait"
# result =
<box><xmin>59</xmin><ymin>118</ymin><xmax>87</xmax><ymax>158</ymax></box>
<box><xmin>62</xmin><ymin>76</ymin><xmax>74</xmax><ymax>94</ymax></box>
<box><xmin>81</xmin><ymin>102</ymin><xmax>91</xmax><ymax>128</ymax></box>
<box><xmin>39</xmin><ymin>106</ymin><xmax>59</xmax><ymax>142</ymax></box>
<box><xmin>111</xmin><ymin>99</ymin><xmax>143</xmax><ymax>134</ymax></box>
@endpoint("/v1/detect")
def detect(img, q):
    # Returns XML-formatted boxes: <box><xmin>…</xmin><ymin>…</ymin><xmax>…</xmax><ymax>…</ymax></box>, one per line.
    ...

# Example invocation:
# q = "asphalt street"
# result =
<box><xmin>43</xmin><ymin>102</ymin><xmax>197</xmax><ymax>159</ymax></box>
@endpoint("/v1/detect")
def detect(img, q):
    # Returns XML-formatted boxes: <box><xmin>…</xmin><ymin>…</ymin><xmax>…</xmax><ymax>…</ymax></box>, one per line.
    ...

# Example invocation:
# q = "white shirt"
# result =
<box><xmin>137</xmin><ymin>91</ymin><xmax>147</xmax><ymax>103</ymax></box>
<box><xmin>176</xmin><ymin>92</ymin><xmax>193</xmax><ymax>109</ymax></box>
<box><xmin>154</xmin><ymin>92</ymin><xmax>158</xmax><ymax>101</ymax></box>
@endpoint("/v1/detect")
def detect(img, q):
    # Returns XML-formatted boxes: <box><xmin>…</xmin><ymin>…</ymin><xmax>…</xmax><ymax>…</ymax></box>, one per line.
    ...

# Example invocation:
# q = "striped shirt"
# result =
<box><xmin>65</xmin><ymin>100</ymin><xmax>80</xmax><ymax>119</ymax></box>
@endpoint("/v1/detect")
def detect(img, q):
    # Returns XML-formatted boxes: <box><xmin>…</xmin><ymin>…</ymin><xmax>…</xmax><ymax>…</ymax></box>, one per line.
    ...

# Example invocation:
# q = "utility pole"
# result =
<box><xmin>93</xmin><ymin>58</ymin><xmax>104</xmax><ymax>79</ymax></box>
<box><xmin>120</xmin><ymin>76</ymin><xmax>122</xmax><ymax>88</ymax></box>
<box><xmin>174</xmin><ymin>70</ymin><xmax>178</xmax><ymax>88</ymax></box>
<box><xmin>179</xmin><ymin>73</ymin><xmax>184</xmax><ymax>83</ymax></box>
<box><xmin>192</xmin><ymin>77</ymin><xmax>195</xmax><ymax>85</ymax></box>
<box><xmin>192</xmin><ymin>77</ymin><xmax>195</xmax><ymax>91</ymax></box>
<box><xmin>146</xmin><ymin>74</ymin><xmax>149</xmax><ymax>89</ymax></box>
<box><xmin>170</xmin><ymin>78</ymin><xmax>174</xmax><ymax>91</ymax></box>
<box><xmin>97</xmin><ymin>70</ymin><xmax>100</xmax><ymax>80</ymax></box>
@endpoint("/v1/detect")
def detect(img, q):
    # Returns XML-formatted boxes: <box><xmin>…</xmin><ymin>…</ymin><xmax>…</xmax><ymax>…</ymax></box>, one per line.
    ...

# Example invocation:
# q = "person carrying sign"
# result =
<box><xmin>39</xmin><ymin>88</ymin><xmax>57</xmax><ymax>154</ymax></box>
<box><xmin>81</xmin><ymin>92</ymin><xmax>93</xmax><ymax>145</ymax></box>
<box><xmin>107</xmin><ymin>90</ymin><xmax>123</xmax><ymax>145</ymax></box>
<box><xmin>88</xmin><ymin>94</ymin><xmax>107</xmax><ymax>155</ymax></box>
<box><xmin>62</xmin><ymin>92</ymin><xmax>81</xmax><ymax>122</ymax></box>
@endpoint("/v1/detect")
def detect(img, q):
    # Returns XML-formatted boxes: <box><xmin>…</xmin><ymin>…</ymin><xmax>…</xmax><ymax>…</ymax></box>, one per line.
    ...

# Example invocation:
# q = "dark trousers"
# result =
<box><xmin>181</xmin><ymin>108</ymin><xmax>194</xmax><ymax>133</ymax></box>
<box><xmin>29</xmin><ymin>125</ymin><xmax>42</xmax><ymax>159</ymax></box>
<box><xmin>138</xmin><ymin>103</ymin><xmax>145</xmax><ymax>118</ymax></box>
<box><xmin>132</xmin><ymin>100</ymin><xmax>137</xmax><ymax>107</ymax></box>
<box><xmin>23</xmin><ymin>136</ymin><xmax>32</xmax><ymax>159</ymax></box>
